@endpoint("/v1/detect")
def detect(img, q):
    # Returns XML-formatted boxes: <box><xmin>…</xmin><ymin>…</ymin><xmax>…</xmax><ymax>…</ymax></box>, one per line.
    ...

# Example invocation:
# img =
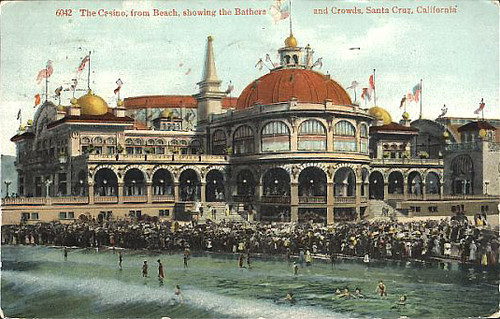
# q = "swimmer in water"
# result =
<box><xmin>118</xmin><ymin>252</ymin><xmax>123</xmax><ymax>270</ymax></box>
<box><xmin>377</xmin><ymin>280</ymin><xmax>387</xmax><ymax>297</ymax></box>
<box><xmin>63</xmin><ymin>247</ymin><xmax>68</xmax><ymax>260</ymax></box>
<box><xmin>398</xmin><ymin>295</ymin><xmax>407</xmax><ymax>306</ymax></box>
<box><xmin>142</xmin><ymin>260</ymin><xmax>148</xmax><ymax>277</ymax></box>
<box><xmin>157</xmin><ymin>259</ymin><xmax>164</xmax><ymax>280</ymax></box>
<box><xmin>174</xmin><ymin>285</ymin><xmax>184</xmax><ymax>303</ymax></box>
<box><xmin>337</xmin><ymin>287</ymin><xmax>352</xmax><ymax>299</ymax></box>
<box><xmin>284</xmin><ymin>291</ymin><xmax>296</xmax><ymax>304</ymax></box>
<box><xmin>353</xmin><ymin>288</ymin><xmax>365</xmax><ymax>298</ymax></box>
<box><xmin>293</xmin><ymin>262</ymin><xmax>299</xmax><ymax>275</ymax></box>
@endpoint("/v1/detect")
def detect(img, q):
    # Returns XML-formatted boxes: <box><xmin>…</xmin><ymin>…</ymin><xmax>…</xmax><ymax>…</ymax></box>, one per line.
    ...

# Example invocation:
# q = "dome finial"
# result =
<box><xmin>285</xmin><ymin>33</ymin><xmax>297</xmax><ymax>48</ymax></box>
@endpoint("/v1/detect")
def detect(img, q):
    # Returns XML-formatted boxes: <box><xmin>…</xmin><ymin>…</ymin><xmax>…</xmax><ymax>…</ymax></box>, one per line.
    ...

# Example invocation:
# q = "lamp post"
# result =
<box><xmin>79</xmin><ymin>179</ymin><xmax>84</xmax><ymax>196</ymax></box>
<box><xmin>4</xmin><ymin>180</ymin><xmax>11</xmax><ymax>198</ymax></box>
<box><xmin>44</xmin><ymin>179</ymin><xmax>52</xmax><ymax>198</ymax></box>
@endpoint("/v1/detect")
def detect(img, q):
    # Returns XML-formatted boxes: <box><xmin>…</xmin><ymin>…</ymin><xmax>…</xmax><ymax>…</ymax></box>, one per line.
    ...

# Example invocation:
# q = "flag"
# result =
<box><xmin>474</xmin><ymin>98</ymin><xmax>485</xmax><ymax>114</ymax></box>
<box><xmin>114</xmin><ymin>78</ymin><xmax>123</xmax><ymax>94</ymax></box>
<box><xmin>185</xmin><ymin>68</ymin><xmax>191</xmax><ymax>75</ymax></box>
<box><xmin>36</xmin><ymin>60</ymin><xmax>53</xmax><ymax>84</ymax></box>
<box><xmin>438</xmin><ymin>104</ymin><xmax>448</xmax><ymax>118</ymax></box>
<box><xmin>255</xmin><ymin>58</ymin><xmax>264</xmax><ymax>71</ymax></box>
<box><xmin>70</xmin><ymin>78</ymin><xmax>78</xmax><ymax>92</ymax></box>
<box><xmin>16</xmin><ymin>109</ymin><xmax>21</xmax><ymax>120</ymax></box>
<box><xmin>406</xmin><ymin>93</ymin><xmax>414</xmax><ymax>102</ymax></box>
<box><xmin>34</xmin><ymin>94</ymin><xmax>41</xmax><ymax>107</ymax></box>
<box><xmin>399</xmin><ymin>96</ymin><xmax>406</xmax><ymax>108</ymax></box>
<box><xmin>311</xmin><ymin>57</ymin><xmax>323</xmax><ymax>69</ymax></box>
<box><xmin>225</xmin><ymin>81</ymin><xmax>234</xmax><ymax>94</ymax></box>
<box><xmin>77</xmin><ymin>55</ymin><xmax>90</xmax><ymax>73</ymax></box>
<box><xmin>412</xmin><ymin>83</ymin><xmax>422</xmax><ymax>103</ymax></box>
<box><xmin>361</xmin><ymin>88</ymin><xmax>371</xmax><ymax>101</ymax></box>
<box><xmin>265</xmin><ymin>53</ymin><xmax>276</xmax><ymax>68</ymax></box>
<box><xmin>55</xmin><ymin>86</ymin><xmax>63</xmax><ymax>97</ymax></box>
<box><xmin>369</xmin><ymin>75</ymin><xmax>375</xmax><ymax>90</ymax></box>
<box><xmin>269</xmin><ymin>0</ymin><xmax>290</xmax><ymax>22</ymax></box>
<box><xmin>346</xmin><ymin>81</ymin><xmax>359</xmax><ymax>90</ymax></box>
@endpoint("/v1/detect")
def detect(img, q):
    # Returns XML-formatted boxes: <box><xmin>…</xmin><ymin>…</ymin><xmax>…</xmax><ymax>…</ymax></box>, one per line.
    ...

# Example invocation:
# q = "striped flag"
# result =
<box><xmin>361</xmin><ymin>88</ymin><xmax>371</xmax><ymax>101</ymax></box>
<box><xmin>399</xmin><ymin>96</ymin><xmax>406</xmax><ymax>108</ymax></box>
<box><xmin>412</xmin><ymin>83</ymin><xmax>422</xmax><ymax>103</ymax></box>
<box><xmin>77</xmin><ymin>55</ymin><xmax>90</xmax><ymax>73</ymax></box>
<box><xmin>269</xmin><ymin>0</ymin><xmax>290</xmax><ymax>22</ymax></box>
<box><xmin>36</xmin><ymin>60</ymin><xmax>53</xmax><ymax>84</ymax></box>
<box><xmin>114</xmin><ymin>78</ymin><xmax>123</xmax><ymax>95</ymax></box>
<box><xmin>474</xmin><ymin>98</ymin><xmax>485</xmax><ymax>114</ymax></box>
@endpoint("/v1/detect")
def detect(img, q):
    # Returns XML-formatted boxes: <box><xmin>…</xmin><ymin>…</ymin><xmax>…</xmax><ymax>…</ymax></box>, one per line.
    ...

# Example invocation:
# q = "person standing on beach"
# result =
<box><xmin>157</xmin><ymin>259</ymin><xmax>164</xmax><ymax>280</ymax></box>
<box><xmin>63</xmin><ymin>247</ymin><xmax>68</xmax><ymax>260</ymax></box>
<box><xmin>142</xmin><ymin>260</ymin><xmax>149</xmax><ymax>277</ymax></box>
<box><xmin>183</xmin><ymin>253</ymin><xmax>189</xmax><ymax>269</ymax></box>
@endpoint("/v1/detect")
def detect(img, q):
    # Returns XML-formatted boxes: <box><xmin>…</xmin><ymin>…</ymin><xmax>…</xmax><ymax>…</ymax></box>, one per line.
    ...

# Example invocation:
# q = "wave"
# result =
<box><xmin>2</xmin><ymin>270</ymin><xmax>355</xmax><ymax>319</ymax></box>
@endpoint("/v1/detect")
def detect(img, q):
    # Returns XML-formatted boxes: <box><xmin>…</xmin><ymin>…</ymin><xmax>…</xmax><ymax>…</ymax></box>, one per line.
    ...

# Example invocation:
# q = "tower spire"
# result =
<box><xmin>201</xmin><ymin>36</ymin><xmax>220</xmax><ymax>86</ymax></box>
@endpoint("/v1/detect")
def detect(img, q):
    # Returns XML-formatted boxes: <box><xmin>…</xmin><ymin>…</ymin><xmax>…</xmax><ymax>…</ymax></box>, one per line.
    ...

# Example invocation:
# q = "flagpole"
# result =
<box><xmin>87</xmin><ymin>51</ymin><xmax>91</xmax><ymax>90</ymax></box>
<box><xmin>354</xmin><ymin>87</ymin><xmax>357</xmax><ymax>102</ymax></box>
<box><xmin>289</xmin><ymin>0</ymin><xmax>293</xmax><ymax>35</ymax></box>
<box><xmin>419</xmin><ymin>79</ymin><xmax>423</xmax><ymax>119</ymax></box>
<box><xmin>45</xmin><ymin>62</ymin><xmax>49</xmax><ymax>103</ymax></box>
<box><xmin>373</xmin><ymin>69</ymin><xmax>376</xmax><ymax>106</ymax></box>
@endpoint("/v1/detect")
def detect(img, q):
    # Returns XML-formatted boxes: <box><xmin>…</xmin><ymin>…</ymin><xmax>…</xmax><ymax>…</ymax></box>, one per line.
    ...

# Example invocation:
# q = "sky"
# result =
<box><xmin>0</xmin><ymin>0</ymin><xmax>499</xmax><ymax>155</ymax></box>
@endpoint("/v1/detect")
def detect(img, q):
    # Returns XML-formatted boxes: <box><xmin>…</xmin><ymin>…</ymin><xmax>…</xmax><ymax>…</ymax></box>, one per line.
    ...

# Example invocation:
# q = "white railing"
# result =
<box><xmin>152</xmin><ymin>195</ymin><xmax>175</xmax><ymax>202</ymax></box>
<box><xmin>2</xmin><ymin>197</ymin><xmax>46</xmax><ymax>205</ymax></box>
<box><xmin>334</xmin><ymin>196</ymin><xmax>356</xmax><ymax>204</ymax></box>
<box><xmin>94</xmin><ymin>196</ymin><xmax>118</xmax><ymax>203</ymax></box>
<box><xmin>122</xmin><ymin>195</ymin><xmax>147</xmax><ymax>203</ymax></box>
<box><xmin>371</xmin><ymin>158</ymin><xmax>442</xmax><ymax>166</ymax></box>
<box><xmin>299</xmin><ymin>196</ymin><xmax>326</xmax><ymax>204</ymax></box>
<box><xmin>51</xmin><ymin>196</ymin><xmax>89</xmax><ymax>204</ymax></box>
<box><xmin>261</xmin><ymin>196</ymin><xmax>290</xmax><ymax>204</ymax></box>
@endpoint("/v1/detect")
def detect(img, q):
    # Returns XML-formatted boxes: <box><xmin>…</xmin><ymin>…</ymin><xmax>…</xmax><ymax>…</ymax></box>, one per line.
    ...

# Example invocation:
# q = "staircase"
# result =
<box><xmin>368</xmin><ymin>200</ymin><xmax>407</xmax><ymax>220</ymax></box>
<box><xmin>197</xmin><ymin>202</ymin><xmax>247</xmax><ymax>223</ymax></box>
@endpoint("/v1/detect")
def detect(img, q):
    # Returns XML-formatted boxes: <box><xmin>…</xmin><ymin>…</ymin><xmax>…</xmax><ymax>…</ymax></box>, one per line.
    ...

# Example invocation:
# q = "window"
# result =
<box><xmin>410</xmin><ymin>206</ymin><xmax>421</xmax><ymax>213</ymax></box>
<box><xmin>428</xmin><ymin>206</ymin><xmax>438</xmax><ymax>213</ymax></box>
<box><xmin>212</xmin><ymin>130</ymin><xmax>226</xmax><ymax>155</ymax></box>
<box><xmin>261</xmin><ymin>121</ymin><xmax>290</xmax><ymax>152</ymax></box>
<box><xmin>233</xmin><ymin>125</ymin><xmax>254</xmax><ymax>155</ymax></box>
<box><xmin>159</xmin><ymin>209</ymin><xmax>170</xmax><ymax>217</ymax></box>
<box><xmin>82</xmin><ymin>146</ymin><xmax>88</xmax><ymax>154</ymax></box>
<box><xmin>22</xmin><ymin>212</ymin><xmax>30</xmax><ymax>221</ymax></box>
<box><xmin>129</xmin><ymin>210</ymin><xmax>142</xmax><ymax>218</ymax></box>
<box><xmin>95</xmin><ymin>146</ymin><xmax>103</xmax><ymax>155</ymax></box>
<box><xmin>107</xmin><ymin>146</ymin><xmax>115</xmax><ymax>154</ymax></box>
<box><xmin>59</xmin><ymin>212</ymin><xmax>67</xmax><ymax>219</ymax></box>
<box><xmin>334</xmin><ymin>121</ymin><xmax>357</xmax><ymax>152</ymax></box>
<box><xmin>58</xmin><ymin>173</ymin><xmax>67</xmax><ymax>196</ymax></box>
<box><xmin>31</xmin><ymin>212</ymin><xmax>39</xmax><ymax>220</ymax></box>
<box><xmin>298</xmin><ymin>120</ymin><xmax>326</xmax><ymax>151</ymax></box>
<box><xmin>68</xmin><ymin>212</ymin><xmax>75</xmax><ymax>219</ymax></box>
<box><xmin>360</xmin><ymin>124</ymin><xmax>369</xmax><ymax>153</ymax></box>
<box><xmin>126</xmin><ymin>147</ymin><xmax>134</xmax><ymax>154</ymax></box>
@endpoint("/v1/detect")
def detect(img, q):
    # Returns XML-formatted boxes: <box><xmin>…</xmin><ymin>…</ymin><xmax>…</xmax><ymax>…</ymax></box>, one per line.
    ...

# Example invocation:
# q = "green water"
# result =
<box><xmin>1</xmin><ymin>245</ymin><xmax>498</xmax><ymax>318</ymax></box>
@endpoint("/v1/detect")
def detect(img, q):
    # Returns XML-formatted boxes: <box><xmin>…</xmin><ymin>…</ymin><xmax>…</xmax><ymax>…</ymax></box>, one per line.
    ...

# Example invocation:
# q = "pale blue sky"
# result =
<box><xmin>1</xmin><ymin>0</ymin><xmax>498</xmax><ymax>155</ymax></box>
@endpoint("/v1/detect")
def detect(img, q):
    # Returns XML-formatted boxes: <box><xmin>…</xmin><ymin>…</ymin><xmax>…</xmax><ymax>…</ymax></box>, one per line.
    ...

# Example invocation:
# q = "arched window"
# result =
<box><xmin>261</xmin><ymin>121</ymin><xmax>290</xmax><ymax>152</ymax></box>
<box><xmin>233</xmin><ymin>125</ymin><xmax>254</xmax><ymax>155</ymax></box>
<box><xmin>298</xmin><ymin>120</ymin><xmax>326</xmax><ymax>151</ymax></box>
<box><xmin>212</xmin><ymin>130</ymin><xmax>226</xmax><ymax>155</ymax></box>
<box><xmin>334</xmin><ymin>121</ymin><xmax>357</xmax><ymax>152</ymax></box>
<box><xmin>360</xmin><ymin>124</ymin><xmax>368</xmax><ymax>153</ymax></box>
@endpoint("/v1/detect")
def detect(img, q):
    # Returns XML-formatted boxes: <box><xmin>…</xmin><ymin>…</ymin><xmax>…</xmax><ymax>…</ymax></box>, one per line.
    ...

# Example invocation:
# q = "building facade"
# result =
<box><xmin>3</xmin><ymin>35</ymin><xmax>499</xmax><ymax>224</ymax></box>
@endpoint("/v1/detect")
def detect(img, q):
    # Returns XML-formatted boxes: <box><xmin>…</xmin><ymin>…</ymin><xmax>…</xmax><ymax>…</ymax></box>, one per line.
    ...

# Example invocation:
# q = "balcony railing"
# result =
<box><xmin>407</xmin><ymin>194</ymin><xmax>424</xmax><ymax>200</ymax></box>
<box><xmin>51</xmin><ymin>196</ymin><xmax>89</xmax><ymax>205</ymax></box>
<box><xmin>123</xmin><ymin>195</ymin><xmax>147</xmax><ymax>203</ymax></box>
<box><xmin>425</xmin><ymin>194</ymin><xmax>441</xmax><ymax>200</ymax></box>
<box><xmin>152</xmin><ymin>194</ymin><xmax>175</xmax><ymax>202</ymax></box>
<box><xmin>232</xmin><ymin>195</ymin><xmax>254</xmax><ymax>202</ymax></box>
<box><xmin>386</xmin><ymin>193</ymin><xmax>404</xmax><ymax>200</ymax></box>
<box><xmin>299</xmin><ymin>196</ymin><xmax>326</xmax><ymax>204</ymax></box>
<box><xmin>334</xmin><ymin>196</ymin><xmax>356</xmax><ymax>204</ymax></box>
<box><xmin>88</xmin><ymin>153</ymin><xmax>228</xmax><ymax>163</ymax></box>
<box><xmin>371</xmin><ymin>158</ymin><xmax>443</xmax><ymax>166</ymax></box>
<box><xmin>94</xmin><ymin>196</ymin><xmax>118</xmax><ymax>203</ymax></box>
<box><xmin>444</xmin><ymin>142</ymin><xmax>480</xmax><ymax>152</ymax></box>
<box><xmin>2</xmin><ymin>197</ymin><xmax>47</xmax><ymax>205</ymax></box>
<box><xmin>261</xmin><ymin>195</ymin><xmax>290</xmax><ymax>204</ymax></box>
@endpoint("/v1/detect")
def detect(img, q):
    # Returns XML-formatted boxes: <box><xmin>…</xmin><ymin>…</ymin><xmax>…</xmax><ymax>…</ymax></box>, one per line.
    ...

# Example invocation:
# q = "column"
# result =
<box><xmin>384</xmin><ymin>182</ymin><xmax>389</xmax><ymax>200</ymax></box>
<box><xmin>146</xmin><ymin>182</ymin><xmax>153</xmax><ymax>203</ymax></box>
<box><xmin>88</xmin><ymin>183</ymin><xmax>94</xmax><ymax>205</ymax></box>
<box><xmin>356</xmin><ymin>181</ymin><xmax>362</xmax><ymax>221</ymax></box>
<box><xmin>117</xmin><ymin>182</ymin><xmax>124</xmax><ymax>204</ymax></box>
<box><xmin>327</xmin><ymin>181</ymin><xmax>334</xmax><ymax>224</ymax></box>
<box><xmin>342</xmin><ymin>181</ymin><xmax>348</xmax><ymax>197</ymax></box>
<box><xmin>439</xmin><ymin>183</ymin><xmax>444</xmax><ymax>200</ymax></box>
<box><xmin>403</xmin><ymin>181</ymin><xmax>408</xmax><ymax>200</ymax></box>
<box><xmin>174</xmin><ymin>181</ymin><xmax>180</xmax><ymax>202</ymax></box>
<box><xmin>290</xmin><ymin>130</ymin><xmax>298</xmax><ymax>152</ymax></box>
<box><xmin>200</xmin><ymin>182</ymin><xmax>206</xmax><ymax>202</ymax></box>
<box><xmin>291</xmin><ymin>182</ymin><xmax>299</xmax><ymax>222</ymax></box>
<box><xmin>422</xmin><ymin>182</ymin><xmax>427</xmax><ymax>201</ymax></box>
<box><xmin>327</xmin><ymin>131</ymin><xmax>334</xmax><ymax>152</ymax></box>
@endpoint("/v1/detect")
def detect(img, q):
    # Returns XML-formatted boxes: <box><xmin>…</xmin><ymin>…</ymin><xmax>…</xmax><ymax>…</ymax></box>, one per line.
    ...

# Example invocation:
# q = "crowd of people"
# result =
<box><xmin>2</xmin><ymin>215</ymin><xmax>498</xmax><ymax>267</ymax></box>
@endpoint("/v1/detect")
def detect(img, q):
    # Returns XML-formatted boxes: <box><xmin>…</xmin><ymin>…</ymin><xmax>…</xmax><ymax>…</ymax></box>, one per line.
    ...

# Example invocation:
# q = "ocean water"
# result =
<box><xmin>1</xmin><ymin>245</ymin><xmax>498</xmax><ymax>318</ymax></box>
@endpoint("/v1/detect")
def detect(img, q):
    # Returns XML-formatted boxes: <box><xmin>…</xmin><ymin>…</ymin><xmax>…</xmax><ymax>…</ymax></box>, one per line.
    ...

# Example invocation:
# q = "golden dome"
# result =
<box><xmin>368</xmin><ymin>106</ymin><xmax>392</xmax><ymax>125</ymax></box>
<box><xmin>285</xmin><ymin>34</ymin><xmax>298</xmax><ymax>48</ymax></box>
<box><xmin>443</xmin><ymin>131</ymin><xmax>450</xmax><ymax>139</ymax></box>
<box><xmin>27</xmin><ymin>119</ymin><xmax>33</xmax><ymax>125</ymax></box>
<box><xmin>70</xmin><ymin>97</ymin><xmax>78</xmax><ymax>105</ymax></box>
<box><xmin>117</xmin><ymin>99</ymin><xmax>124</xmax><ymax>107</ymax></box>
<box><xmin>77</xmin><ymin>90</ymin><xmax>109</xmax><ymax>116</ymax></box>
<box><xmin>479</xmin><ymin>128</ymin><xmax>487</xmax><ymax>138</ymax></box>
<box><xmin>57</xmin><ymin>105</ymin><xmax>67</xmax><ymax>112</ymax></box>
<box><xmin>19</xmin><ymin>124</ymin><xmax>26</xmax><ymax>131</ymax></box>
<box><xmin>402</xmin><ymin>112</ymin><xmax>410</xmax><ymax>120</ymax></box>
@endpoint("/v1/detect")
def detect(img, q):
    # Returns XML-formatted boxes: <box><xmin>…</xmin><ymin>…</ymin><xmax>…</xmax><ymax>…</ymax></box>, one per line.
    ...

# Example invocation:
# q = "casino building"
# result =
<box><xmin>3</xmin><ymin>34</ymin><xmax>499</xmax><ymax>224</ymax></box>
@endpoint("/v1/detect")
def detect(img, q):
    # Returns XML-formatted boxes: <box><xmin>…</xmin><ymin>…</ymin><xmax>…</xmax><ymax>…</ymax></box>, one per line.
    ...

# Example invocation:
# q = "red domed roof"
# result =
<box><xmin>236</xmin><ymin>68</ymin><xmax>352</xmax><ymax>109</ymax></box>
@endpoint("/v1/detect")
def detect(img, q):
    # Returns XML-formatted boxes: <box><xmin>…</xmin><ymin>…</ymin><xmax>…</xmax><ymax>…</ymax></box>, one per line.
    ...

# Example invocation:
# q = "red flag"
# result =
<box><xmin>36</xmin><ymin>60</ymin><xmax>53</xmax><ymax>84</ymax></box>
<box><xmin>34</xmin><ymin>94</ymin><xmax>41</xmax><ymax>107</ymax></box>
<box><xmin>474</xmin><ymin>98</ymin><xmax>485</xmax><ymax>114</ymax></box>
<box><xmin>369</xmin><ymin>75</ymin><xmax>375</xmax><ymax>90</ymax></box>
<box><xmin>77</xmin><ymin>55</ymin><xmax>90</xmax><ymax>73</ymax></box>
<box><xmin>114</xmin><ymin>78</ymin><xmax>123</xmax><ymax>95</ymax></box>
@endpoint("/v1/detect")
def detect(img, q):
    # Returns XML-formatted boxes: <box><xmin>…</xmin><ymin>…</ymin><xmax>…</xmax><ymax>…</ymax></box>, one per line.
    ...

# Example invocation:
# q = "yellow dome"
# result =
<box><xmin>443</xmin><ymin>131</ymin><xmax>450</xmax><ymax>139</ymax></box>
<box><xmin>117</xmin><ymin>99</ymin><xmax>124</xmax><ymax>107</ymax></box>
<box><xmin>402</xmin><ymin>112</ymin><xmax>410</xmax><ymax>120</ymax></box>
<box><xmin>77</xmin><ymin>90</ymin><xmax>109</xmax><ymax>116</ymax></box>
<box><xmin>57</xmin><ymin>105</ymin><xmax>68</xmax><ymax>112</ymax></box>
<box><xmin>285</xmin><ymin>34</ymin><xmax>298</xmax><ymax>48</ymax></box>
<box><xmin>368</xmin><ymin>106</ymin><xmax>393</xmax><ymax>125</ymax></box>
<box><xmin>479</xmin><ymin>128</ymin><xmax>487</xmax><ymax>138</ymax></box>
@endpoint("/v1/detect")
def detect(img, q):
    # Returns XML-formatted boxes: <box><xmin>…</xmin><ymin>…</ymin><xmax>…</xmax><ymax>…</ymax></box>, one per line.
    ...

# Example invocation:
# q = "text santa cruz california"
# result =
<box><xmin>313</xmin><ymin>5</ymin><xmax>458</xmax><ymax>15</ymax></box>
